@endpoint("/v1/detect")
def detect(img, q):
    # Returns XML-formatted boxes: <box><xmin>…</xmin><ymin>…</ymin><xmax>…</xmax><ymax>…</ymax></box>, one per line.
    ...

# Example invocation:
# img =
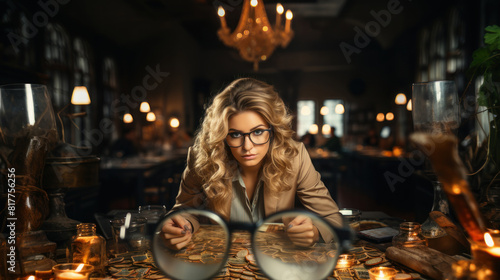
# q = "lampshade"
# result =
<box><xmin>71</xmin><ymin>86</ymin><xmax>91</xmax><ymax>105</ymax></box>
<box><xmin>395</xmin><ymin>93</ymin><xmax>407</xmax><ymax>105</ymax></box>
<box><xmin>140</xmin><ymin>102</ymin><xmax>151</xmax><ymax>113</ymax></box>
<box><xmin>169</xmin><ymin>117</ymin><xmax>180</xmax><ymax>128</ymax></box>
<box><xmin>123</xmin><ymin>113</ymin><xmax>133</xmax><ymax>123</ymax></box>
<box><xmin>335</xmin><ymin>104</ymin><xmax>345</xmax><ymax>114</ymax></box>
<box><xmin>146</xmin><ymin>112</ymin><xmax>156</xmax><ymax>122</ymax></box>
<box><xmin>320</xmin><ymin>106</ymin><xmax>329</xmax><ymax>116</ymax></box>
<box><xmin>376</xmin><ymin>113</ymin><xmax>385</xmax><ymax>122</ymax></box>
<box><xmin>386</xmin><ymin>112</ymin><xmax>395</xmax><ymax>121</ymax></box>
<box><xmin>309</xmin><ymin>124</ymin><xmax>318</xmax><ymax>134</ymax></box>
<box><xmin>407</xmin><ymin>99</ymin><xmax>412</xmax><ymax>111</ymax></box>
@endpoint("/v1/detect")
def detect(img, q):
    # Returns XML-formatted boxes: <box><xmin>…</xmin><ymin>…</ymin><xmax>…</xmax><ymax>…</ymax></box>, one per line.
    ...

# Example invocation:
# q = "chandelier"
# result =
<box><xmin>217</xmin><ymin>0</ymin><xmax>294</xmax><ymax>71</ymax></box>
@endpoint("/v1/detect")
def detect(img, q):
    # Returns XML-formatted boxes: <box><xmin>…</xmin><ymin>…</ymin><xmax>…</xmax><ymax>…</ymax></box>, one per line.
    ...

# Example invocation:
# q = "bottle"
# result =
<box><xmin>392</xmin><ymin>222</ymin><xmax>428</xmax><ymax>248</ymax></box>
<box><xmin>70</xmin><ymin>223</ymin><xmax>107</xmax><ymax>276</ymax></box>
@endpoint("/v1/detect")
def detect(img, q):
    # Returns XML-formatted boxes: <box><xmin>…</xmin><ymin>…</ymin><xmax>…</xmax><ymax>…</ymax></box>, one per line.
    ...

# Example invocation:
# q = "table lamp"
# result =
<box><xmin>40</xmin><ymin>86</ymin><xmax>100</xmax><ymax>254</ymax></box>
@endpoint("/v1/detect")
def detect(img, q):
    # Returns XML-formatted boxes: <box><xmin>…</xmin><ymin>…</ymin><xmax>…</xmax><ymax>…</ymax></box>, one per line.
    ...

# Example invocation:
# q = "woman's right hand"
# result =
<box><xmin>160</xmin><ymin>215</ymin><xmax>193</xmax><ymax>250</ymax></box>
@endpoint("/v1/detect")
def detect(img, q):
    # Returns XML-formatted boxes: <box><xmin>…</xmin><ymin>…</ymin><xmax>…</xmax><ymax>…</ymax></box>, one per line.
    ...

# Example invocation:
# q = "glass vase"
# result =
<box><xmin>392</xmin><ymin>222</ymin><xmax>428</xmax><ymax>248</ymax></box>
<box><xmin>70</xmin><ymin>223</ymin><xmax>107</xmax><ymax>276</ymax></box>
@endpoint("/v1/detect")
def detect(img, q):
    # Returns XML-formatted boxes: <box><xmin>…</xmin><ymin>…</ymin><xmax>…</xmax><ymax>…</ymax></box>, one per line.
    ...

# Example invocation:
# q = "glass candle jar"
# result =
<box><xmin>392</xmin><ymin>222</ymin><xmax>428</xmax><ymax>248</ymax></box>
<box><xmin>368</xmin><ymin>267</ymin><xmax>397</xmax><ymax>280</ymax></box>
<box><xmin>70</xmin><ymin>223</ymin><xmax>106</xmax><ymax>276</ymax></box>
<box><xmin>336</xmin><ymin>253</ymin><xmax>355</xmax><ymax>268</ymax></box>
<box><xmin>52</xmin><ymin>263</ymin><xmax>93</xmax><ymax>280</ymax></box>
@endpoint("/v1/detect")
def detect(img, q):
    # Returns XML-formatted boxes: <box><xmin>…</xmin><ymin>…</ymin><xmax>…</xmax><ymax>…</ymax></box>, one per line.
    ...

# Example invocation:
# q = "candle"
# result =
<box><xmin>52</xmin><ymin>263</ymin><xmax>93</xmax><ymax>280</ymax></box>
<box><xmin>336</xmin><ymin>254</ymin><xmax>355</xmax><ymax>268</ymax></box>
<box><xmin>471</xmin><ymin>231</ymin><xmax>500</xmax><ymax>279</ymax></box>
<box><xmin>217</xmin><ymin>6</ymin><xmax>227</xmax><ymax>29</ymax></box>
<box><xmin>368</xmin><ymin>267</ymin><xmax>397</xmax><ymax>280</ymax></box>
<box><xmin>276</xmin><ymin>3</ymin><xmax>284</xmax><ymax>29</ymax></box>
<box><xmin>56</xmin><ymin>271</ymin><xmax>86</xmax><ymax>280</ymax></box>
<box><xmin>285</xmin><ymin>10</ymin><xmax>293</xmax><ymax>33</ymax></box>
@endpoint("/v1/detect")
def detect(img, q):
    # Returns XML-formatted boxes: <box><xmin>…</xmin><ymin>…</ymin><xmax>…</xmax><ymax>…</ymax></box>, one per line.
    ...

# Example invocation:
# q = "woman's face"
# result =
<box><xmin>227</xmin><ymin>110</ymin><xmax>271</xmax><ymax>171</ymax></box>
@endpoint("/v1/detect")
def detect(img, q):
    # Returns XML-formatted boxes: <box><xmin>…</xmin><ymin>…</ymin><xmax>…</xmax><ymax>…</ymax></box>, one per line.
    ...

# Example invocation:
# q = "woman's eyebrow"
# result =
<box><xmin>228</xmin><ymin>124</ymin><xmax>267</xmax><ymax>132</ymax></box>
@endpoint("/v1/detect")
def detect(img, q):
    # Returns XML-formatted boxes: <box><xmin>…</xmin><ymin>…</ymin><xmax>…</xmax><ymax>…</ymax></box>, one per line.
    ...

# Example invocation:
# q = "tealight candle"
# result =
<box><xmin>57</xmin><ymin>271</ymin><xmax>86</xmax><ymax>280</ymax></box>
<box><xmin>336</xmin><ymin>254</ymin><xmax>355</xmax><ymax>268</ymax></box>
<box><xmin>52</xmin><ymin>263</ymin><xmax>93</xmax><ymax>280</ymax></box>
<box><xmin>471</xmin><ymin>231</ymin><xmax>500</xmax><ymax>279</ymax></box>
<box><xmin>368</xmin><ymin>267</ymin><xmax>397</xmax><ymax>280</ymax></box>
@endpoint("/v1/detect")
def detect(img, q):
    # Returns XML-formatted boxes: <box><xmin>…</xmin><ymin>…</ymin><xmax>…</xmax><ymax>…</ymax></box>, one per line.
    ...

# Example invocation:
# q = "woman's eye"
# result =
<box><xmin>229</xmin><ymin>132</ymin><xmax>242</xmax><ymax>138</ymax></box>
<box><xmin>252</xmin><ymin>130</ymin><xmax>264</xmax><ymax>136</ymax></box>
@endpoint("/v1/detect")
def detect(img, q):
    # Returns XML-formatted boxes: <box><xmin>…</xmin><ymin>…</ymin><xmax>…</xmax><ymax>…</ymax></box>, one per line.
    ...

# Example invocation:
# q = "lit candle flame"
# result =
<box><xmin>28</xmin><ymin>276</ymin><xmax>35</xmax><ymax>280</ymax></box>
<box><xmin>286</xmin><ymin>10</ymin><xmax>293</xmax><ymax>20</ymax></box>
<box><xmin>276</xmin><ymin>3</ymin><xmax>284</xmax><ymax>14</ymax></box>
<box><xmin>250</xmin><ymin>0</ymin><xmax>258</xmax><ymax>7</ymax></box>
<box><xmin>485</xmin><ymin>232</ymin><xmax>495</xmax><ymax>247</ymax></box>
<box><xmin>75</xmin><ymin>263</ymin><xmax>85</xmax><ymax>272</ymax></box>
<box><xmin>218</xmin><ymin>6</ymin><xmax>225</xmax><ymax>17</ymax></box>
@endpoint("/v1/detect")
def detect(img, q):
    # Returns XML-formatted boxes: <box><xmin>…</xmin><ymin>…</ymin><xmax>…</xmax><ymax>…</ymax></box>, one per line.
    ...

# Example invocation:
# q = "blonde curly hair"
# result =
<box><xmin>191</xmin><ymin>78</ymin><xmax>298</xmax><ymax>217</ymax></box>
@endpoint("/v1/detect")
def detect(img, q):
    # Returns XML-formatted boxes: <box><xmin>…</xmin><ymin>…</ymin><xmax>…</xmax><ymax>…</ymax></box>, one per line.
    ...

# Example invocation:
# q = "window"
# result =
<box><xmin>297</xmin><ymin>100</ymin><xmax>315</xmax><ymax>138</ymax></box>
<box><xmin>322</xmin><ymin>99</ymin><xmax>344</xmax><ymax>137</ymax></box>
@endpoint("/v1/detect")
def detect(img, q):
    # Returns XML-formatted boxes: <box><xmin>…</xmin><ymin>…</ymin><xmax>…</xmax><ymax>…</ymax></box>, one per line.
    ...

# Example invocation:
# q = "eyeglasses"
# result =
<box><xmin>152</xmin><ymin>209</ymin><xmax>354</xmax><ymax>280</ymax></box>
<box><xmin>225</xmin><ymin>127</ymin><xmax>272</xmax><ymax>148</ymax></box>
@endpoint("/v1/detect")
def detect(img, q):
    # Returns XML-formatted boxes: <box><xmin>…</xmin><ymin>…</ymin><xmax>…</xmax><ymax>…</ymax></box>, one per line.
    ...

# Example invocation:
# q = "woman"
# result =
<box><xmin>162</xmin><ymin>78</ymin><xmax>343</xmax><ymax>250</ymax></box>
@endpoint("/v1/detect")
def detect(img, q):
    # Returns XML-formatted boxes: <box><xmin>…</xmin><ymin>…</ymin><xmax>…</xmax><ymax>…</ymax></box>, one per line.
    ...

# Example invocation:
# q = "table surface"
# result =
<box><xmin>92</xmin><ymin>213</ymin><xmax>429</xmax><ymax>280</ymax></box>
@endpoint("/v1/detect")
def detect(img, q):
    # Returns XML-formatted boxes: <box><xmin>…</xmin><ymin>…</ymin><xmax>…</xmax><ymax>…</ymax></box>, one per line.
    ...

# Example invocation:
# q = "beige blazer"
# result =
<box><xmin>172</xmin><ymin>141</ymin><xmax>343</xmax><ymax>243</ymax></box>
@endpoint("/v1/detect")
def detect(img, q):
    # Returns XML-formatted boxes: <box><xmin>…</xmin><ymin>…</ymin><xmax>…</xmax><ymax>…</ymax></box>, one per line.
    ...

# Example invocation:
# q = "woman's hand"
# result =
<box><xmin>160</xmin><ymin>215</ymin><xmax>193</xmax><ymax>250</ymax></box>
<box><xmin>285</xmin><ymin>215</ymin><xmax>320</xmax><ymax>247</ymax></box>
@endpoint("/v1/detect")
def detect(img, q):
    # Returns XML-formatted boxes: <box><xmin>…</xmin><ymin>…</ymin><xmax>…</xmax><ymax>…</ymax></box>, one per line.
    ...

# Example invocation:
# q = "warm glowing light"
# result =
<box><xmin>140</xmin><ymin>102</ymin><xmax>150</xmax><ymax>112</ymax></box>
<box><xmin>335</xmin><ymin>104</ymin><xmax>345</xmax><ymax>114</ymax></box>
<box><xmin>261</xmin><ymin>55</ymin><xmax>267</xmax><ymax>61</ymax></box>
<box><xmin>123</xmin><ymin>113</ymin><xmax>133</xmax><ymax>123</ymax></box>
<box><xmin>27</xmin><ymin>276</ymin><xmax>35</xmax><ymax>280</ymax></box>
<box><xmin>386</xmin><ymin>112</ymin><xmax>394</xmax><ymax>121</ymax></box>
<box><xmin>376</xmin><ymin>113</ymin><xmax>385</xmax><ymax>122</ymax></box>
<box><xmin>452</xmin><ymin>184</ymin><xmax>462</xmax><ymax>194</ymax></box>
<box><xmin>146</xmin><ymin>112</ymin><xmax>156</xmax><ymax>122</ymax></box>
<box><xmin>407</xmin><ymin>99</ymin><xmax>412</xmax><ymax>111</ymax></box>
<box><xmin>322</xmin><ymin>124</ymin><xmax>331</xmax><ymax>135</ymax></box>
<box><xmin>277</xmin><ymin>3</ymin><xmax>284</xmax><ymax>14</ymax></box>
<box><xmin>320</xmin><ymin>106</ymin><xmax>329</xmax><ymax>115</ymax></box>
<box><xmin>71</xmin><ymin>86</ymin><xmax>91</xmax><ymax>105</ymax></box>
<box><xmin>170</xmin><ymin>117</ymin><xmax>180</xmax><ymax>128</ymax></box>
<box><xmin>395</xmin><ymin>93</ymin><xmax>407</xmax><ymax>105</ymax></box>
<box><xmin>485</xmin><ymin>232</ymin><xmax>495</xmax><ymax>247</ymax></box>
<box><xmin>309</xmin><ymin>124</ymin><xmax>318</xmax><ymax>134</ymax></box>
<box><xmin>216</xmin><ymin>0</ymin><xmax>293</xmax><ymax>70</ymax></box>
<box><xmin>300</xmin><ymin>105</ymin><xmax>311</xmax><ymax>116</ymax></box>
<box><xmin>218</xmin><ymin>6</ymin><xmax>225</xmax><ymax>17</ymax></box>
<box><xmin>75</xmin><ymin>263</ymin><xmax>85</xmax><ymax>272</ymax></box>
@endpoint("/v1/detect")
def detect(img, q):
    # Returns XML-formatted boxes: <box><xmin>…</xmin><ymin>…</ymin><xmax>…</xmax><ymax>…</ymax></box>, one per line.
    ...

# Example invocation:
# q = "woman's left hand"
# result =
<box><xmin>285</xmin><ymin>215</ymin><xmax>320</xmax><ymax>247</ymax></box>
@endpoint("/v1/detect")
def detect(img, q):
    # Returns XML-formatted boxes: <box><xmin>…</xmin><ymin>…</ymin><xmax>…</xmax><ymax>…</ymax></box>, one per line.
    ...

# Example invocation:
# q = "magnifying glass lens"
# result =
<box><xmin>152</xmin><ymin>211</ymin><xmax>229</xmax><ymax>280</ymax></box>
<box><xmin>254</xmin><ymin>212</ymin><xmax>339</xmax><ymax>280</ymax></box>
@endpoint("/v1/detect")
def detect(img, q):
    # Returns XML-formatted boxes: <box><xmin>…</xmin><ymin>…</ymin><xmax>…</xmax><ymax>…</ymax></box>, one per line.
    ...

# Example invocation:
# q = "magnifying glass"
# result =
<box><xmin>152</xmin><ymin>209</ymin><xmax>353</xmax><ymax>280</ymax></box>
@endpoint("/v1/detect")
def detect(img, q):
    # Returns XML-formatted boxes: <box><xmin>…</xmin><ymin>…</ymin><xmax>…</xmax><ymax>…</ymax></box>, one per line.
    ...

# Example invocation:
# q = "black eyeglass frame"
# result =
<box><xmin>224</xmin><ymin>126</ymin><xmax>273</xmax><ymax>148</ymax></box>
<box><xmin>152</xmin><ymin>208</ymin><xmax>354</xmax><ymax>280</ymax></box>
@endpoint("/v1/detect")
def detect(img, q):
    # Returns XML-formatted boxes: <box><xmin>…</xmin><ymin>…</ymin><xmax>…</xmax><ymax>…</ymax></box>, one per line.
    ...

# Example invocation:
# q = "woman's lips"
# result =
<box><xmin>241</xmin><ymin>154</ymin><xmax>257</xmax><ymax>160</ymax></box>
